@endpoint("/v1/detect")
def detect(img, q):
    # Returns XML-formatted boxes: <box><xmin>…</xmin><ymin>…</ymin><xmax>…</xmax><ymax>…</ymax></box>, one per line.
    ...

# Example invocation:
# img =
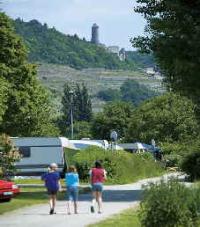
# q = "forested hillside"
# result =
<box><xmin>14</xmin><ymin>19</ymin><xmax>154</xmax><ymax>70</ymax></box>
<box><xmin>14</xmin><ymin>19</ymin><xmax>136</xmax><ymax>70</ymax></box>
<box><xmin>126</xmin><ymin>51</ymin><xmax>155</xmax><ymax>67</ymax></box>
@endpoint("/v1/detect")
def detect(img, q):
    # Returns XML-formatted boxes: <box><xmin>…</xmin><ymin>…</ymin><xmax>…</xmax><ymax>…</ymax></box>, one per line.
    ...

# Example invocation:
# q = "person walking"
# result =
<box><xmin>89</xmin><ymin>160</ymin><xmax>107</xmax><ymax>214</ymax></box>
<box><xmin>65</xmin><ymin>165</ymin><xmax>79</xmax><ymax>214</ymax></box>
<box><xmin>41</xmin><ymin>163</ymin><xmax>61</xmax><ymax>215</ymax></box>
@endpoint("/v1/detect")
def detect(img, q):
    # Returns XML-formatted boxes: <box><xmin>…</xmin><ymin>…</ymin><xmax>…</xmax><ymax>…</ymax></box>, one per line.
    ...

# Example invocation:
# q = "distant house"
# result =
<box><xmin>107</xmin><ymin>46</ymin><xmax>120</xmax><ymax>55</ymax></box>
<box><xmin>107</xmin><ymin>46</ymin><xmax>126</xmax><ymax>61</ymax></box>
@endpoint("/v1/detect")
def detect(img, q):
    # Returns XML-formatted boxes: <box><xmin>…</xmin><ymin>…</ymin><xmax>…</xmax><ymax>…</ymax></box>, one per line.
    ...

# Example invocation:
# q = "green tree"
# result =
<box><xmin>0</xmin><ymin>77</ymin><xmax>9</xmax><ymax>123</ymax></box>
<box><xmin>65</xmin><ymin>121</ymin><xmax>92</xmax><ymax>139</ymax></box>
<box><xmin>92</xmin><ymin>101</ymin><xmax>134</xmax><ymax>140</ymax></box>
<box><xmin>60</xmin><ymin>83</ymin><xmax>71</xmax><ymax>128</ymax></box>
<box><xmin>125</xmin><ymin>93</ymin><xmax>199</xmax><ymax>143</ymax></box>
<box><xmin>75</xmin><ymin>84</ymin><xmax>92</xmax><ymax>122</ymax></box>
<box><xmin>120</xmin><ymin>79</ymin><xmax>158</xmax><ymax>106</ymax></box>
<box><xmin>0</xmin><ymin>13</ymin><xmax>58</xmax><ymax>136</ymax></box>
<box><xmin>132</xmin><ymin>1</ymin><xmax>200</xmax><ymax>112</ymax></box>
<box><xmin>97</xmin><ymin>88</ymin><xmax>121</xmax><ymax>102</ymax></box>
<box><xmin>60</xmin><ymin>83</ymin><xmax>92</xmax><ymax>135</ymax></box>
<box><xmin>0</xmin><ymin>134</ymin><xmax>21</xmax><ymax>177</ymax></box>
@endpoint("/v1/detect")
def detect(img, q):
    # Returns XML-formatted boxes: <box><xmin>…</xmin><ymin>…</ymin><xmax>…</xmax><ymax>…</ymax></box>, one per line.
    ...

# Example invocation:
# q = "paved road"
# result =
<box><xmin>0</xmin><ymin>173</ymin><xmax>184</xmax><ymax>227</ymax></box>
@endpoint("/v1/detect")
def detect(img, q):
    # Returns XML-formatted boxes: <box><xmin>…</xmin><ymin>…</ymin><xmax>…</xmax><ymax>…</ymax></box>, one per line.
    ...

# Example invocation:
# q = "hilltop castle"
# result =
<box><xmin>91</xmin><ymin>23</ymin><xmax>100</xmax><ymax>45</ymax></box>
<box><xmin>90</xmin><ymin>23</ymin><xmax>126</xmax><ymax>61</ymax></box>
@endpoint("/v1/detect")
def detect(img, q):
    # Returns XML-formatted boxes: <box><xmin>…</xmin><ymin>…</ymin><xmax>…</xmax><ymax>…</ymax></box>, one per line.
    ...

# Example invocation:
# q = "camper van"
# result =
<box><xmin>12</xmin><ymin>137</ymin><xmax>74</xmax><ymax>176</ymax></box>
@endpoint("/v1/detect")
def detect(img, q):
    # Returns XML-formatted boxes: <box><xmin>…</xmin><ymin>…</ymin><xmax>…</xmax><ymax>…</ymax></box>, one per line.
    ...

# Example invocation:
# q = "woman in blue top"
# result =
<box><xmin>65</xmin><ymin>165</ymin><xmax>79</xmax><ymax>214</ymax></box>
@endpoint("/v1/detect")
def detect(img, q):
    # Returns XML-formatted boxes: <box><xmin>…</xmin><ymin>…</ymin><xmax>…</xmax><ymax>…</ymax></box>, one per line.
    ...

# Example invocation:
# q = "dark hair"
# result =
<box><xmin>95</xmin><ymin>160</ymin><xmax>102</xmax><ymax>168</ymax></box>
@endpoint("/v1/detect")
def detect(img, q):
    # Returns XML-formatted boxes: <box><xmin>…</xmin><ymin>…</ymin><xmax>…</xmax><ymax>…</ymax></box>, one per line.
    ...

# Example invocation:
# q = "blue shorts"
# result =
<box><xmin>92</xmin><ymin>183</ymin><xmax>103</xmax><ymax>192</ymax></box>
<box><xmin>66</xmin><ymin>186</ymin><xmax>78</xmax><ymax>202</ymax></box>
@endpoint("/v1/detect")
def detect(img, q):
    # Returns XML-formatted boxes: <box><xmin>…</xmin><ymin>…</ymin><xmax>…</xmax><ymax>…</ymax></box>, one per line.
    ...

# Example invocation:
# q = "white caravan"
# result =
<box><xmin>12</xmin><ymin>137</ymin><xmax>74</xmax><ymax>176</ymax></box>
<box><xmin>70</xmin><ymin>139</ymin><xmax>109</xmax><ymax>150</ymax></box>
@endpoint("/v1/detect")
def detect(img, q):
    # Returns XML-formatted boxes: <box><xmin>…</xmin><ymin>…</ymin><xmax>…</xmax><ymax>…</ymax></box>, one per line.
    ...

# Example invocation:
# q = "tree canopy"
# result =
<box><xmin>120</xmin><ymin>79</ymin><xmax>158</xmax><ymax>106</ymax></box>
<box><xmin>125</xmin><ymin>93</ymin><xmax>199</xmax><ymax>143</ymax></box>
<box><xmin>132</xmin><ymin>0</ymin><xmax>200</xmax><ymax>113</ymax></box>
<box><xmin>97</xmin><ymin>79</ymin><xmax>158</xmax><ymax>105</ymax></box>
<box><xmin>60</xmin><ymin>83</ymin><xmax>92</xmax><ymax>136</ymax></box>
<box><xmin>0</xmin><ymin>77</ymin><xmax>9</xmax><ymax>123</ymax></box>
<box><xmin>92</xmin><ymin>101</ymin><xmax>134</xmax><ymax>140</ymax></box>
<box><xmin>0</xmin><ymin>13</ymin><xmax>58</xmax><ymax>136</ymax></box>
<box><xmin>0</xmin><ymin>134</ymin><xmax>21</xmax><ymax>177</ymax></box>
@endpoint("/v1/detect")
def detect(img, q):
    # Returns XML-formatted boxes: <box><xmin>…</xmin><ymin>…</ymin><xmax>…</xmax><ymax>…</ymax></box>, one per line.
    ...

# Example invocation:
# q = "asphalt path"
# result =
<box><xmin>0</xmin><ymin>173</ymin><xmax>184</xmax><ymax>227</ymax></box>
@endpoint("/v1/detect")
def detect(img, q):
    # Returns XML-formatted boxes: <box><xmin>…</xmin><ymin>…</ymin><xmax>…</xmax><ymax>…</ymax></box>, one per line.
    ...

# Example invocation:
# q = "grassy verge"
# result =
<box><xmin>0</xmin><ymin>185</ymin><xmax>89</xmax><ymax>215</ymax></box>
<box><xmin>0</xmin><ymin>187</ymin><xmax>48</xmax><ymax>215</ymax></box>
<box><xmin>13</xmin><ymin>178</ymin><xmax>43</xmax><ymax>184</ymax></box>
<box><xmin>14</xmin><ymin>178</ymin><xmax>66</xmax><ymax>186</ymax></box>
<box><xmin>88</xmin><ymin>208</ymin><xmax>141</xmax><ymax>227</ymax></box>
<box><xmin>71</xmin><ymin>147</ymin><xmax>165</xmax><ymax>184</ymax></box>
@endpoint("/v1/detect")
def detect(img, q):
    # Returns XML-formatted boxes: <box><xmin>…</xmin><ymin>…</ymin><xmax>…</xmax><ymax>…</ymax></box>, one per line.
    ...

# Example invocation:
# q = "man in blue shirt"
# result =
<box><xmin>42</xmin><ymin>163</ymin><xmax>61</xmax><ymax>215</ymax></box>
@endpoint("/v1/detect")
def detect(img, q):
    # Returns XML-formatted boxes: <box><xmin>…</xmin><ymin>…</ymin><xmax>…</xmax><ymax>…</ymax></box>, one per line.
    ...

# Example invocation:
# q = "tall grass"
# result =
<box><xmin>66</xmin><ymin>146</ymin><xmax>164</xmax><ymax>184</ymax></box>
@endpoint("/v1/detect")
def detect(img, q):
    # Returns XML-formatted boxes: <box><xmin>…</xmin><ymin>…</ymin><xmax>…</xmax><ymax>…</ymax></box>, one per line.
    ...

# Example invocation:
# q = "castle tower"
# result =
<box><xmin>91</xmin><ymin>23</ymin><xmax>99</xmax><ymax>45</ymax></box>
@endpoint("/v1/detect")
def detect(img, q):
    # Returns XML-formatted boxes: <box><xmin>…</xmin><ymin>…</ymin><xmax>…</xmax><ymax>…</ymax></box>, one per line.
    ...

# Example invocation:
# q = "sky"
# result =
<box><xmin>2</xmin><ymin>0</ymin><xmax>146</xmax><ymax>50</ymax></box>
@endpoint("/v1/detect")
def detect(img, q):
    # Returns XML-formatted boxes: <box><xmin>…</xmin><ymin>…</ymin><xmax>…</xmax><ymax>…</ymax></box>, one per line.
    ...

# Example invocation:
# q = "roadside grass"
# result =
<box><xmin>13</xmin><ymin>178</ymin><xmax>43</xmax><ymax>184</ymax></box>
<box><xmin>88</xmin><ymin>208</ymin><xmax>141</xmax><ymax>227</ymax></box>
<box><xmin>14</xmin><ymin>178</ymin><xmax>66</xmax><ymax>186</ymax></box>
<box><xmin>0</xmin><ymin>187</ymin><xmax>49</xmax><ymax>215</ymax></box>
<box><xmin>0</xmin><ymin>185</ymin><xmax>88</xmax><ymax>215</ymax></box>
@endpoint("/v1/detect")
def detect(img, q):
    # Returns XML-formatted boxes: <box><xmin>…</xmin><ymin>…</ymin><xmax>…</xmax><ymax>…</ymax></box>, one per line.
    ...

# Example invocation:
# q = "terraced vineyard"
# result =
<box><xmin>37</xmin><ymin>63</ymin><xmax>165</xmax><ymax>112</ymax></box>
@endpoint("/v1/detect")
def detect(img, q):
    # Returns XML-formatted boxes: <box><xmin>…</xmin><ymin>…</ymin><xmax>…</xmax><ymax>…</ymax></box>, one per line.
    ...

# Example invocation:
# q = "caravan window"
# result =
<box><xmin>19</xmin><ymin>146</ymin><xmax>31</xmax><ymax>158</ymax></box>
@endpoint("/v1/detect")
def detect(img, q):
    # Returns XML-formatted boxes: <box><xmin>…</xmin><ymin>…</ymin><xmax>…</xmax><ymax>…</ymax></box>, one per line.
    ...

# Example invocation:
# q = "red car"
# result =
<box><xmin>0</xmin><ymin>180</ymin><xmax>20</xmax><ymax>202</ymax></box>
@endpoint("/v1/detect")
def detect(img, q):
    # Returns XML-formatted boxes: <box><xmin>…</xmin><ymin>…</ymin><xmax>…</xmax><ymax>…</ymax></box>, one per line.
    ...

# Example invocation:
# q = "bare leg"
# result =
<box><xmin>92</xmin><ymin>191</ymin><xmax>97</xmax><ymax>206</ymax></box>
<box><xmin>52</xmin><ymin>194</ymin><xmax>56</xmax><ymax>209</ymax></box>
<box><xmin>49</xmin><ymin>195</ymin><xmax>53</xmax><ymax>209</ymax></box>
<box><xmin>67</xmin><ymin>200</ymin><xmax>71</xmax><ymax>214</ymax></box>
<box><xmin>49</xmin><ymin>194</ymin><xmax>56</xmax><ymax>214</ymax></box>
<box><xmin>96</xmin><ymin>192</ymin><xmax>103</xmax><ymax>213</ymax></box>
<box><xmin>91</xmin><ymin>191</ymin><xmax>97</xmax><ymax>213</ymax></box>
<box><xmin>74</xmin><ymin>201</ymin><xmax>78</xmax><ymax>214</ymax></box>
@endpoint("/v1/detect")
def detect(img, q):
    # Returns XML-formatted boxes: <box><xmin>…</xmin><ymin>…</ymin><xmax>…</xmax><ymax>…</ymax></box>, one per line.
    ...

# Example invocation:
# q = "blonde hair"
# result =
<box><xmin>68</xmin><ymin>165</ymin><xmax>77</xmax><ymax>173</ymax></box>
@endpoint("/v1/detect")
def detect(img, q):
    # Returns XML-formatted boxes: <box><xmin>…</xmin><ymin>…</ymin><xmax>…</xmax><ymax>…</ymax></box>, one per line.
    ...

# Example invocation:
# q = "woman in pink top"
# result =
<box><xmin>89</xmin><ymin>160</ymin><xmax>107</xmax><ymax>214</ymax></box>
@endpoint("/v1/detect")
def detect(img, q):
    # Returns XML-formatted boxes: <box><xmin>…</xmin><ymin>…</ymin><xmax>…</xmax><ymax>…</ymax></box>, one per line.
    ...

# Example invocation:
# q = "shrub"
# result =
<box><xmin>71</xmin><ymin>146</ymin><xmax>164</xmax><ymax>184</ymax></box>
<box><xmin>181</xmin><ymin>151</ymin><xmax>200</xmax><ymax>181</ymax></box>
<box><xmin>0</xmin><ymin>134</ymin><xmax>21</xmax><ymax>177</ymax></box>
<box><xmin>164</xmin><ymin>154</ymin><xmax>182</xmax><ymax>167</ymax></box>
<box><xmin>160</xmin><ymin>140</ymin><xmax>200</xmax><ymax>170</ymax></box>
<box><xmin>139</xmin><ymin>180</ymin><xmax>200</xmax><ymax>227</ymax></box>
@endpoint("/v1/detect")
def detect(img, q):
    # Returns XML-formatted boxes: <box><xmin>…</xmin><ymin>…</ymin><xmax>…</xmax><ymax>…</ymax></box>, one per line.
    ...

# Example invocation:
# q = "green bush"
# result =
<box><xmin>164</xmin><ymin>154</ymin><xmax>182</xmax><ymax>167</ymax></box>
<box><xmin>72</xmin><ymin>146</ymin><xmax>164</xmax><ymax>184</ymax></box>
<box><xmin>64</xmin><ymin>148</ymin><xmax>79</xmax><ymax>166</ymax></box>
<box><xmin>181</xmin><ymin>151</ymin><xmax>200</xmax><ymax>181</ymax></box>
<box><xmin>139</xmin><ymin>180</ymin><xmax>200</xmax><ymax>227</ymax></box>
<box><xmin>160</xmin><ymin>140</ymin><xmax>200</xmax><ymax>170</ymax></box>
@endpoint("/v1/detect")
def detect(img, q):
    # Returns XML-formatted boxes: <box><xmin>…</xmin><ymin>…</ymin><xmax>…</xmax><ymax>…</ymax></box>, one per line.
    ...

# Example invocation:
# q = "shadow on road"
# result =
<box><xmin>77</xmin><ymin>189</ymin><xmax>142</xmax><ymax>203</ymax></box>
